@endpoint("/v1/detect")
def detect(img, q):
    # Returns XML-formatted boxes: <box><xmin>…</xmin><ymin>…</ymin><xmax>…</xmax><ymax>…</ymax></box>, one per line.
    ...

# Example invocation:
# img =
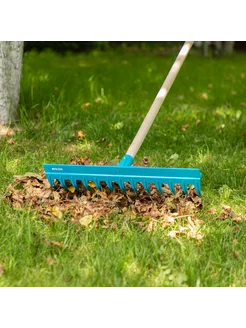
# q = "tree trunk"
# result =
<box><xmin>221</xmin><ymin>41</ymin><xmax>235</xmax><ymax>55</ymax></box>
<box><xmin>202</xmin><ymin>42</ymin><xmax>210</xmax><ymax>57</ymax></box>
<box><xmin>213</xmin><ymin>41</ymin><xmax>235</xmax><ymax>55</ymax></box>
<box><xmin>0</xmin><ymin>41</ymin><xmax>24</xmax><ymax>125</ymax></box>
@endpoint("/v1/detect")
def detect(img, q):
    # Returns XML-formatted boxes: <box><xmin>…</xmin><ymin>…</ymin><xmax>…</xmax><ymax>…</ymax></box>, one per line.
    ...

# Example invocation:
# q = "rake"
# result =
<box><xmin>44</xmin><ymin>41</ymin><xmax>202</xmax><ymax>195</ymax></box>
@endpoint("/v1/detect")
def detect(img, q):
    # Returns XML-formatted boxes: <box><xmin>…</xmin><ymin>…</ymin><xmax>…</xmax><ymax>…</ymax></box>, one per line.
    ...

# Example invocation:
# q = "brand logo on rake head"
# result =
<box><xmin>52</xmin><ymin>168</ymin><xmax>63</xmax><ymax>171</ymax></box>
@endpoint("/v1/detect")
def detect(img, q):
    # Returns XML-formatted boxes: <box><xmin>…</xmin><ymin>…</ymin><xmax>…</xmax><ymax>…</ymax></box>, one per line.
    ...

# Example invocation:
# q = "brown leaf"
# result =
<box><xmin>0</xmin><ymin>125</ymin><xmax>15</xmax><ymax>137</ymax></box>
<box><xmin>7</xmin><ymin>138</ymin><xmax>15</xmax><ymax>144</ymax></box>
<box><xmin>209</xmin><ymin>208</ymin><xmax>217</xmax><ymax>215</ymax></box>
<box><xmin>14</xmin><ymin>172</ymin><xmax>43</xmax><ymax>183</ymax></box>
<box><xmin>52</xmin><ymin>207</ymin><xmax>63</xmax><ymax>219</ymax></box>
<box><xmin>39</xmin><ymin>188</ymin><xmax>52</xmax><ymax>199</ymax></box>
<box><xmin>234</xmin><ymin>250</ymin><xmax>240</xmax><ymax>259</ymax></box>
<box><xmin>78</xmin><ymin>130</ymin><xmax>86</xmax><ymax>139</ymax></box>
<box><xmin>182</xmin><ymin>124</ymin><xmax>189</xmax><ymax>131</ymax></box>
<box><xmin>73</xmin><ymin>130</ymin><xmax>86</xmax><ymax>139</ymax></box>
<box><xmin>222</xmin><ymin>204</ymin><xmax>231</xmax><ymax>212</ymax></box>
<box><xmin>0</xmin><ymin>263</ymin><xmax>5</xmax><ymax>275</ymax></box>
<box><xmin>12</xmin><ymin>201</ymin><xmax>22</xmax><ymax>209</ymax></box>
<box><xmin>79</xmin><ymin>215</ymin><xmax>93</xmax><ymax>227</ymax></box>
<box><xmin>164</xmin><ymin>215</ymin><xmax>175</xmax><ymax>224</ymax></box>
<box><xmin>50</xmin><ymin>241</ymin><xmax>64</xmax><ymax>248</ymax></box>
<box><xmin>47</xmin><ymin>256</ymin><xmax>56</xmax><ymax>265</ymax></box>
<box><xmin>70</xmin><ymin>156</ymin><xmax>91</xmax><ymax>165</ymax></box>
<box><xmin>200</xmin><ymin>93</ymin><xmax>208</xmax><ymax>100</ymax></box>
<box><xmin>169</xmin><ymin>231</ymin><xmax>177</xmax><ymax>238</ymax></box>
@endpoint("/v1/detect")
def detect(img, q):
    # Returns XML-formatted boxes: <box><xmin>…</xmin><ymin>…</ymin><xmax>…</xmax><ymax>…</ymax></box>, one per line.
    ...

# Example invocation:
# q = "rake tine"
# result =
<box><xmin>60</xmin><ymin>177</ymin><xmax>68</xmax><ymax>190</ymax></box>
<box><xmin>106</xmin><ymin>180</ymin><xmax>114</xmax><ymax>192</ymax></box>
<box><xmin>194</xmin><ymin>182</ymin><xmax>201</xmax><ymax>195</ymax></box>
<box><xmin>46</xmin><ymin>175</ymin><xmax>55</xmax><ymax>188</ymax></box>
<box><xmin>117</xmin><ymin>181</ymin><xmax>126</xmax><ymax>193</ymax></box>
<box><xmin>129</xmin><ymin>180</ymin><xmax>138</xmax><ymax>193</ymax></box>
<box><xmin>70</xmin><ymin>177</ymin><xmax>79</xmax><ymax>191</ymax></box>
<box><xmin>181</xmin><ymin>182</ymin><xmax>188</xmax><ymax>195</ymax></box>
<box><xmin>94</xmin><ymin>178</ymin><xmax>101</xmax><ymax>190</ymax></box>
<box><xmin>80</xmin><ymin>178</ymin><xmax>88</xmax><ymax>190</ymax></box>
<box><xmin>156</xmin><ymin>182</ymin><xmax>163</xmax><ymax>194</ymax></box>
<box><xmin>169</xmin><ymin>182</ymin><xmax>175</xmax><ymax>194</ymax></box>
<box><xmin>143</xmin><ymin>181</ymin><xmax>151</xmax><ymax>194</ymax></box>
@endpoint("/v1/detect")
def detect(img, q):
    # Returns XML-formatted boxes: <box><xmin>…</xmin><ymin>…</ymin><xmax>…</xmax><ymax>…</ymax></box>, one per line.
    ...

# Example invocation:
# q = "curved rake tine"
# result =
<box><xmin>129</xmin><ymin>180</ymin><xmax>138</xmax><ymax>193</ymax></box>
<box><xmin>181</xmin><ymin>182</ymin><xmax>188</xmax><ymax>195</ymax></box>
<box><xmin>60</xmin><ymin>177</ymin><xmax>68</xmax><ymax>190</ymax></box>
<box><xmin>116</xmin><ymin>181</ymin><xmax>125</xmax><ymax>193</ymax></box>
<box><xmin>106</xmin><ymin>180</ymin><xmax>114</xmax><ymax>192</ymax></box>
<box><xmin>156</xmin><ymin>182</ymin><xmax>163</xmax><ymax>194</ymax></box>
<box><xmin>143</xmin><ymin>181</ymin><xmax>151</xmax><ymax>194</ymax></box>
<box><xmin>94</xmin><ymin>178</ymin><xmax>101</xmax><ymax>190</ymax></box>
<box><xmin>46</xmin><ymin>175</ymin><xmax>55</xmax><ymax>188</ymax></box>
<box><xmin>169</xmin><ymin>182</ymin><xmax>175</xmax><ymax>194</ymax></box>
<box><xmin>70</xmin><ymin>177</ymin><xmax>79</xmax><ymax>191</ymax></box>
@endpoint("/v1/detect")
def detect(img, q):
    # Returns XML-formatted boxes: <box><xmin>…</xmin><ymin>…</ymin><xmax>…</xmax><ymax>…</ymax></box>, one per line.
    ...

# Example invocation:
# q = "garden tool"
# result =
<box><xmin>44</xmin><ymin>41</ymin><xmax>202</xmax><ymax>195</ymax></box>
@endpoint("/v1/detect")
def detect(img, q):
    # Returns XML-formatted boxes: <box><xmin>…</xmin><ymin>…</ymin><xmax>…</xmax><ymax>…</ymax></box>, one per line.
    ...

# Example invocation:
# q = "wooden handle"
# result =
<box><xmin>126</xmin><ymin>41</ymin><xmax>194</xmax><ymax>158</ymax></box>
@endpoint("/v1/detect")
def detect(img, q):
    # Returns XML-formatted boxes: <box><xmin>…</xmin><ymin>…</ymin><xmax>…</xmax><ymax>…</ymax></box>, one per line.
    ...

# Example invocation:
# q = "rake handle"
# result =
<box><xmin>126</xmin><ymin>41</ymin><xmax>194</xmax><ymax>159</ymax></box>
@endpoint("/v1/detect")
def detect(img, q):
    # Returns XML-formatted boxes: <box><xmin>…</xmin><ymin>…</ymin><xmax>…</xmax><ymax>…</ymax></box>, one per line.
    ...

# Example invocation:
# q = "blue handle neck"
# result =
<box><xmin>118</xmin><ymin>154</ymin><xmax>134</xmax><ymax>167</ymax></box>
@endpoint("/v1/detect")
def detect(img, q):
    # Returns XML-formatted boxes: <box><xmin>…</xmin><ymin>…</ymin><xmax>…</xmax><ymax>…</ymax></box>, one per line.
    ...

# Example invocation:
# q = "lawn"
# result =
<box><xmin>1</xmin><ymin>47</ymin><xmax>246</xmax><ymax>286</ymax></box>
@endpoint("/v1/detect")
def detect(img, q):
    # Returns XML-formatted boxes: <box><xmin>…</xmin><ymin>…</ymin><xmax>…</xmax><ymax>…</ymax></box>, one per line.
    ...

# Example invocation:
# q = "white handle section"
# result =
<box><xmin>126</xmin><ymin>41</ymin><xmax>194</xmax><ymax>158</ymax></box>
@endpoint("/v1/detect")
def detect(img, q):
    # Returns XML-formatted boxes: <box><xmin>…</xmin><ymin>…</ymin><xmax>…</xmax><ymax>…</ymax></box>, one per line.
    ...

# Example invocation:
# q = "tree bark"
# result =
<box><xmin>0</xmin><ymin>41</ymin><xmax>24</xmax><ymax>125</ymax></box>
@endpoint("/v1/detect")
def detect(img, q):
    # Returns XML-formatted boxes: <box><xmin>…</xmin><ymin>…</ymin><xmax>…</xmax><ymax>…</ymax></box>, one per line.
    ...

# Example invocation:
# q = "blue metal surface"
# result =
<box><xmin>43</xmin><ymin>163</ymin><xmax>202</xmax><ymax>195</ymax></box>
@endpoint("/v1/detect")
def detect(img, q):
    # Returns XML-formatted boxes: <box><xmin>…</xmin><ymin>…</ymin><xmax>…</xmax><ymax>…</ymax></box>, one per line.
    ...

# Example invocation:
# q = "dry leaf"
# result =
<box><xmin>50</xmin><ymin>241</ymin><xmax>64</xmax><ymax>248</ymax></box>
<box><xmin>68</xmin><ymin>186</ymin><xmax>76</xmax><ymax>193</ymax></box>
<box><xmin>0</xmin><ymin>264</ymin><xmax>5</xmax><ymax>275</ymax></box>
<box><xmin>40</xmin><ymin>188</ymin><xmax>52</xmax><ymax>199</ymax></box>
<box><xmin>79</xmin><ymin>215</ymin><xmax>93</xmax><ymax>227</ymax></box>
<box><xmin>47</xmin><ymin>257</ymin><xmax>56</xmax><ymax>265</ymax></box>
<box><xmin>209</xmin><ymin>208</ymin><xmax>217</xmax><ymax>215</ymax></box>
<box><xmin>182</xmin><ymin>124</ymin><xmax>189</xmax><ymax>131</ymax></box>
<box><xmin>52</xmin><ymin>207</ymin><xmax>63</xmax><ymax>219</ymax></box>
<box><xmin>234</xmin><ymin>250</ymin><xmax>240</xmax><ymax>259</ymax></box>
<box><xmin>88</xmin><ymin>181</ymin><xmax>96</xmax><ymax>188</ymax></box>
<box><xmin>169</xmin><ymin>231</ymin><xmax>177</xmax><ymax>238</ymax></box>
<box><xmin>200</xmin><ymin>93</ymin><xmax>208</xmax><ymax>100</ymax></box>
<box><xmin>222</xmin><ymin>205</ymin><xmax>231</xmax><ymax>212</ymax></box>
<box><xmin>164</xmin><ymin>215</ymin><xmax>175</xmax><ymax>224</ymax></box>
<box><xmin>118</xmin><ymin>101</ymin><xmax>125</xmax><ymax>106</ymax></box>
<box><xmin>7</xmin><ymin>138</ymin><xmax>15</xmax><ymax>144</ymax></box>
<box><xmin>0</xmin><ymin>125</ymin><xmax>15</xmax><ymax>137</ymax></box>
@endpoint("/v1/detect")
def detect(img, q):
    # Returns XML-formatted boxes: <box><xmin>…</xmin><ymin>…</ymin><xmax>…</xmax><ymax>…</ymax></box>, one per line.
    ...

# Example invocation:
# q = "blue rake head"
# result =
<box><xmin>43</xmin><ymin>163</ymin><xmax>202</xmax><ymax>195</ymax></box>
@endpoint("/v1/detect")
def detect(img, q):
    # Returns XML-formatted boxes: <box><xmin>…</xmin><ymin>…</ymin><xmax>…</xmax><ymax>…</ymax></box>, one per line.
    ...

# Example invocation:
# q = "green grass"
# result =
<box><xmin>1</xmin><ymin>48</ymin><xmax>246</xmax><ymax>286</ymax></box>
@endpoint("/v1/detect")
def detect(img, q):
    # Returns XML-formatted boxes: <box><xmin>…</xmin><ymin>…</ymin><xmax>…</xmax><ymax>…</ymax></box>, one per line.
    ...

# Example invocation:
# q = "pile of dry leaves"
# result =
<box><xmin>4</xmin><ymin>157</ymin><xmax>204</xmax><ymax>240</ymax></box>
